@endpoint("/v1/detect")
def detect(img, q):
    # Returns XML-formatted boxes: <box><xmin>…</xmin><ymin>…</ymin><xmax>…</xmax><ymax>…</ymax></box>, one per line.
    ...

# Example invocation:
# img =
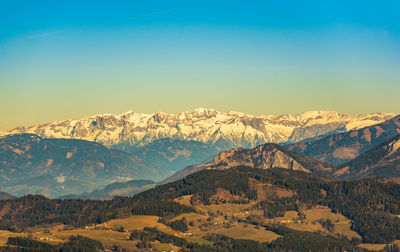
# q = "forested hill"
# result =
<box><xmin>0</xmin><ymin>167</ymin><xmax>400</xmax><ymax>244</ymax></box>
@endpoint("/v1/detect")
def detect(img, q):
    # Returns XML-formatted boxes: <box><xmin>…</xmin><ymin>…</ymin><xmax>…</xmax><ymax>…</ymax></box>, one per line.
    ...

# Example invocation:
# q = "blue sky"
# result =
<box><xmin>1</xmin><ymin>1</ymin><xmax>400</xmax><ymax>128</ymax></box>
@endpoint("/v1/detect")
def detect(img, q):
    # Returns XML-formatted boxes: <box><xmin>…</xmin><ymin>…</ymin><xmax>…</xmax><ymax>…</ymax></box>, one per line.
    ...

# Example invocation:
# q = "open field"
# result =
<box><xmin>171</xmin><ymin>212</ymin><xmax>209</xmax><ymax>223</ymax></box>
<box><xmin>174</xmin><ymin>195</ymin><xmax>193</xmax><ymax>206</ymax></box>
<box><xmin>13</xmin><ymin>216</ymin><xmax>174</xmax><ymax>250</ymax></box>
<box><xmin>175</xmin><ymin>199</ymin><xmax>363</xmax><ymax>245</ymax></box>
<box><xmin>24</xmin><ymin>220</ymin><xmax>179</xmax><ymax>250</ymax></box>
<box><xmin>151</xmin><ymin>240</ymin><xmax>180</xmax><ymax>252</ymax></box>
<box><xmin>106</xmin><ymin>215</ymin><xmax>174</xmax><ymax>233</ymax></box>
<box><xmin>358</xmin><ymin>243</ymin><xmax>387</xmax><ymax>251</ymax></box>
<box><xmin>358</xmin><ymin>240</ymin><xmax>400</xmax><ymax>251</ymax></box>
<box><xmin>198</xmin><ymin>201</ymin><xmax>260</xmax><ymax>220</ymax></box>
<box><xmin>0</xmin><ymin>202</ymin><xmax>394</xmax><ymax>251</ymax></box>
<box><xmin>171</xmin><ymin>201</ymin><xmax>280</xmax><ymax>244</ymax></box>
<box><xmin>304</xmin><ymin>205</ymin><xmax>361</xmax><ymax>239</ymax></box>
<box><xmin>208</xmin><ymin>223</ymin><xmax>280</xmax><ymax>242</ymax></box>
<box><xmin>26</xmin><ymin>224</ymin><xmax>134</xmax><ymax>248</ymax></box>
<box><xmin>46</xmin><ymin>229</ymin><xmax>133</xmax><ymax>248</ymax></box>
<box><xmin>268</xmin><ymin>210</ymin><xmax>322</xmax><ymax>232</ymax></box>
<box><xmin>262</xmin><ymin>205</ymin><xmax>361</xmax><ymax>240</ymax></box>
<box><xmin>0</xmin><ymin>230</ymin><xmax>25</xmax><ymax>246</ymax></box>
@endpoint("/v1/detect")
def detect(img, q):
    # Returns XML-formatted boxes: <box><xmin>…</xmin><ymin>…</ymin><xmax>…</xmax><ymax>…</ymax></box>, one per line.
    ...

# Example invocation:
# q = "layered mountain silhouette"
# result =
<box><xmin>164</xmin><ymin>127</ymin><xmax>400</xmax><ymax>184</ymax></box>
<box><xmin>1</xmin><ymin>112</ymin><xmax>400</xmax><ymax>198</ymax></box>
<box><xmin>125</xmin><ymin>138</ymin><xmax>219</xmax><ymax>177</ymax></box>
<box><xmin>0</xmin><ymin>134</ymin><xmax>159</xmax><ymax>197</ymax></box>
<box><xmin>287</xmin><ymin>115</ymin><xmax>400</xmax><ymax>165</ymax></box>
<box><xmin>0</xmin><ymin>110</ymin><xmax>396</xmax><ymax>182</ymax></box>
<box><xmin>0</xmin><ymin>191</ymin><xmax>14</xmax><ymax>200</ymax></box>
<box><xmin>61</xmin><ymin>179</ymin><xmax>155</xmax><ymax>199</ymax></box>
<box><xmin>163</xmin><ymin>143</ymin><xmax>332</xmax><ymax>184</ymax></box>
<box><xmin>334</xmin><ymin>134</ymin><xmax>400</xmax><ymax>179</ymax></box>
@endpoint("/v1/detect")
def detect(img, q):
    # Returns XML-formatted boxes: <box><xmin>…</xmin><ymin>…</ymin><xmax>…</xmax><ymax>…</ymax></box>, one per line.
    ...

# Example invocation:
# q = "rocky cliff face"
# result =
<box><xmin>210</xmin><ymin>144</ymin><xmax>329</xmax><ymax>173</ymax></box>
<box><xmin>162</xmin><ymin>143</ymin><xmax>332</xmax><ymax>184</ymax></box>
<box><xmin>0</xmin><ymin>109</ymin><xmax>395</xmax><ymax>149</ymax></box>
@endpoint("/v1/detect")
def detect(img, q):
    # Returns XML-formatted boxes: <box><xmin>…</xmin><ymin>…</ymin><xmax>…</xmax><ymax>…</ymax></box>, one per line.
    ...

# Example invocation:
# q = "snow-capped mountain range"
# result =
<box><xmin>0</xmin><ymin>109</ymin><xmax>397</xmax><ymax>149</ymax></box>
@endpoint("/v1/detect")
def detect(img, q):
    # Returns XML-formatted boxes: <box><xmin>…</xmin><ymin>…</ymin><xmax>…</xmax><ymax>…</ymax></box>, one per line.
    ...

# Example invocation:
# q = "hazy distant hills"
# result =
<box><xmin>287</xmin><ymin>115</ymin><xmax>400</xmax><ymax>165</ymax></box>
<box><xmin>334</xmin><ymin>134</ymin><xmax>400</xmax><ymax>179</ymax></box>
<box><xmin>0</xmin><ymin>191</ymin><xmax>13</xmax><ymax>200</ymax></box>
<box><xmin>126</xmin><ymin>138</ymin><xmax>219</xmax><ymax>176</ymax></box>
<box><xmin>0</xmin><ymin>134</ymin><xmax>159</xmax><ymax>197</ymax></box>
<box><xmin>163</xmin><ymin>143</ymin><xmax>332</xmax><ymax>184</ymax></box>
<box><xmin>61</xmin><ymin>179</ymin><xmax>155</xmax><ymax>200</ymax></box>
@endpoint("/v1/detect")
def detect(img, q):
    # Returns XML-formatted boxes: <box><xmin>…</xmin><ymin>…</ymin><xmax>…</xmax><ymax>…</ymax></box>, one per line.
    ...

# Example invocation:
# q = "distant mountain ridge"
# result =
<box><xmin>1</xmin><ymin>111</ymin><xmax>399</xmax><ymax>199</ymax></box>
<box><xmin>127</xmin><ymin>138</ymin><xmax>219</xmax><ymax>176</ymax></box>
<box><xmin>61</xmin><ymin>179</ymin><xmax>155</xmax><ymax>200</ymax></box>
<box><xmin>1</xmin><ymin>110</ymin><xmax>394</xmax><ymax>180</ymax></box>
<box><xmin>334</xmin><ymin>134</ymin><xmax>400</xmax><ymax>179</ymax></box>
<box><xmin>0</xmin><ymin>109</ymin><xmax>395</xmax><ymax>149</ymax></box>
<box><xmin>162</xmin><ymin>143</ymin><xmax>332</xmax><ymax>183</ymax></box>
<box><xmin>0</xmin><ymin>134</ymin><xmax>159</xmax><ymax>198</ymax></box>
<box><xmin>0</xmin><ymin>191</ymin><xmax>14</xmax><ymax>200</ymax></box>
<box><xmin>287</xmin><ymin>115</ymin><xmax>400</xmax><ymax>165</ymax></box>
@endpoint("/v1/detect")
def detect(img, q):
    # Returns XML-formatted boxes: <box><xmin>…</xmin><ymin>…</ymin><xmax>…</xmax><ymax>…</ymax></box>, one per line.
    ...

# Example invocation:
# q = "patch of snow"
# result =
<box><xmin>0</xmin><ymin>109</ymin><xmax>397</xmax><ymax>148</ymax></box>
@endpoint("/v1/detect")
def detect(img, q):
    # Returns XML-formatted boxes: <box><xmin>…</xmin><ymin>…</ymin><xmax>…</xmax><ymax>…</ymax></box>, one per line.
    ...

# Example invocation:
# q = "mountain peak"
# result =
<box><xmin>162</xmin><ymin>143</ymin><xmax>332</xmax><ymax>184</ymax></box>
<box><xmin>0</xmin><ymin>110</ymin><xmax>396</xmax><ymax>148</ymax></box>
<box><xmin>296</xmin><ymin>110</ymin><xmax>340</xmax><ymax>119</ymax></box>
<box><xmin>191</xmin><ymin>107</ymin><xmax>214</xmax><ymax>113</ymax></box>
<box><xmin>210</xmin><ymin>143</ymin><xmax>330</xmax><ymax>173</ymax></box>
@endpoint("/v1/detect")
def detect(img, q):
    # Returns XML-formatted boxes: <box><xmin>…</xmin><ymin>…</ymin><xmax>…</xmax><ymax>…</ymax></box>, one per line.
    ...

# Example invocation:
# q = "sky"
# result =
<box><xmin>1</xmin><ymin>0</ymin><xmax>400</xmax><ymax>128</ymax></box>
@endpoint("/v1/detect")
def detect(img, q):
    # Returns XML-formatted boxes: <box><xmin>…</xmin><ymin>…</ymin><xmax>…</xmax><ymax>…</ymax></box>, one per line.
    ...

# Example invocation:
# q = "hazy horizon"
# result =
<box><xmin>1</xmin><ymin>1</ymin><xmax>400</xmax><ymax>128</ymax></box>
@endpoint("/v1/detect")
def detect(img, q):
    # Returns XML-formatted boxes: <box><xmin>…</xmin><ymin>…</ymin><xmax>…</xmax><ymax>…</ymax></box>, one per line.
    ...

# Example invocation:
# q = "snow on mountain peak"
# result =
<box><xmin>0</xmin><ymin>109</ymin><xmax>397</xmax><ymax>149</ymax></box>
<box><xmin>192</xmin><ymin>107</ymin><xmax>209</xmax><ymax>113</ymax></box>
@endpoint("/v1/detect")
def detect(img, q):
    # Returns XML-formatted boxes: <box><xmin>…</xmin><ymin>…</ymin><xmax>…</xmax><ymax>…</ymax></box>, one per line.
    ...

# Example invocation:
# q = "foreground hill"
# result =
<box><xmin>0</xmin><ymin>167</ymin><xmax>400</xmax><ymax>250</ymax></box>
<box><xmin>162</xmin><ymin>143</ymin><xmax>332</xmax><ymax>184</ymax></box>
<box><xmin>287</xmin><ymin>114</ymin><xmax>400</xmax><ymax>165</ymax></box>
<box><xmin>334</xmin><ymin>134</ymin><xmax>400</xmax><ymax>179</ymax></box>
<box><xmin>0</xmin><ymin>134</ymin><xmax>159</xmax><ymax>198</ymax></box>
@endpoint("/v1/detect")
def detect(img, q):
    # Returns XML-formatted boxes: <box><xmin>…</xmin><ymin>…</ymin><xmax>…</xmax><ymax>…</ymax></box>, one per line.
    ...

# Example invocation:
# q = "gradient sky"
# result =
<box><xmin>1</xmin><ymin>1</ymin><xmax>400</xmax><ymax>128</ymax></box>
